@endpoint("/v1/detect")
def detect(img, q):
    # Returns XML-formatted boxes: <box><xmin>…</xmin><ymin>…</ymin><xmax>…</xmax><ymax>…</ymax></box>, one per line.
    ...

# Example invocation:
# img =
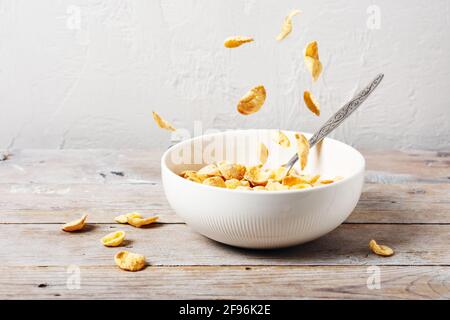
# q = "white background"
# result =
<box><xmin>1</xmin><ymin>0</ymin><xmax>449</xmax><ymax>150</ymax></box>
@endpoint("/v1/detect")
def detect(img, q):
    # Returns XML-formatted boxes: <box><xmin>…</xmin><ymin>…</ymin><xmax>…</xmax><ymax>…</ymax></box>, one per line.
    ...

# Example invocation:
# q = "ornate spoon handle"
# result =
<box><xmin>285</xmin><ymin>73</ymin><xmax>384</xmax><ymax>171</ymax></box>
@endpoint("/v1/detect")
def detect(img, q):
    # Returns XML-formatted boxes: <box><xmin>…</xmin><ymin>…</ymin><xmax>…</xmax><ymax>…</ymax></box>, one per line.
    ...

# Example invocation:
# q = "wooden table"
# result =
<box><xmin>0</xmin><ymin>149</ymin><xmax>449</xmax><ymax>299</ymax></box>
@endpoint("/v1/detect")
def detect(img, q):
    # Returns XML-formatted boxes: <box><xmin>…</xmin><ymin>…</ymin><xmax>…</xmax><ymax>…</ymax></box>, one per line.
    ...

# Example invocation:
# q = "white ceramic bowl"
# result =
<box><xmin>161</xmin><ymin>129</ymin><xmax>365</xmax><ymax>249</ymax></box>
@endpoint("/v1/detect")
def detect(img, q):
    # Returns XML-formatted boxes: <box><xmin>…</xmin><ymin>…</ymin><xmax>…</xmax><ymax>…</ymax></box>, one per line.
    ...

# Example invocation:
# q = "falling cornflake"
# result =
<box><xmin>304</xmin><ymin>41</ymin><xmax>323</xmax><ymax>81</ymax></box>
<box><xmin>276</xmin><ymin>9</ymin><xmax>301</xmax><ymax>41</ymax></box>
<box><xmin>224</xmin><ymin>36</ymin><xmax>254</xmax><ymax>48</ymax></box>
<box><xmin>237</xmin><ymin>85</ymin><xmax>267</xmax><ymax>115</ymax></box>
<box><xmin>295</xmin><ymin>133</ymin><xmax>310</xmax><ymax>171</ymax></box>
<box><xmin>303</xmin><ymin>91</ymin><xmax>320</xmax><ymax>116</ymax></box>
<box><xmin>152</xmin><ymin>111</ymin><xmax>176</xmax><ymax>131</ymax></box>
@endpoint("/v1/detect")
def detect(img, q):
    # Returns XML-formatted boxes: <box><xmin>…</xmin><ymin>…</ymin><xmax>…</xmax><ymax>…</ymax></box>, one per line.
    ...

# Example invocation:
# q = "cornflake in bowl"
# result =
<box><xmin>181</xmin><ymin>162</ymin><xmax>341</xmax><ymax>191</ymax></box>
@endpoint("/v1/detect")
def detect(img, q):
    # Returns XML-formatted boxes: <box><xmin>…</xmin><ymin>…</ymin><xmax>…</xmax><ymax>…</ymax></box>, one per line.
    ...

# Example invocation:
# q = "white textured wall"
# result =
<box><xmin>0</xmin><ymin>0</ymin><xmax>449</xmax><ymax>150</ymax></box>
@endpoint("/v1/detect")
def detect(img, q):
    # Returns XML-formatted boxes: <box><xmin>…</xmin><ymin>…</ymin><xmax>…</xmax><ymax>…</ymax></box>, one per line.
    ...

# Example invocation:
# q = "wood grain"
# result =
<box><xmin>0</xmin><ymin>183</ymin><xmax>178</xmax><ymax>223</ymax></box>
<box><xmin>0</xmin><ymin>182</ymin><xmax>448</xmax><ymax>224</ymax></box>
<box><xmin>363</xmin><ymin>149</ymin><xmax>450</xmax><ymax>182</ymax></box>
<box><xmin>1</xmin><ymin>149</ymin><xmax>448</xmax><ymax>224</ymax></box>
<box><xmin>1</xmin><ymin>223</ymin><xmax>449</xmax><ymax>267</ymax></box>
<box><xmin>0</xmin><ymin>149</ymin><xmax>449</xmax><ymax>299</ymax></box>
<box><xmin>349</xmin><ymin>183</ymin><xmax>450</xmax><ymax>223</ymax></box>
<box><xmin>1</xmin><ymin>149</ymin><xmax>448</xmax><ymax>185</ymax></box>
<box><xmin>1</xmin><ymin>265</ymin><xmax>449</xmax><ymax>300</ymax></box>
<box><xmin>0</xmin><ymin>149</ymin><xmax>162</xmax><ymax>185</ymax></box>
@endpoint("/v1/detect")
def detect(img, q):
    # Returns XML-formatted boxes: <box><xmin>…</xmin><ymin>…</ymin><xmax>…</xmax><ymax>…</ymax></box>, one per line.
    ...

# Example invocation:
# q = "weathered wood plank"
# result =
<box><xmin>0</xmin><ymin>183</ymin><xmax>178</xmax><ymax>223</ymax></box>
<box><xmin>363</xmin><ymin>149</ymin><xmax>450</xmax><ymax>182</ymax></box>
<box><xmin>0</xmin><ymin>149</ymin><xmax>449</xmax><ymax>300</ymax></box>
<box><xmin>348</xmin><ymin>183</ymin><xmax>450</xmax><ymax>223</ymax></box>
<box><xmin>0</xmin><ymin>265</ymin><xmax>449</xmax><ymax>299</ymax></box>
<box><xmin>0</xmin><ymin>149</ymin><xmax>163</xmax><ymax>185</ymax></box>
<box><xmin>1</xmin><ymin>149</ymin><xmax>448</xmax><ymax>185</ymax></box>
<box><xmin>0</xmin><ymin>209</ymin><xmax>178</xmax><ymax>224</ymax></box>
<box><xmin>1</xmin><ymin>183</ymin><xmax>448</xmax><ymax>224</ymax></box>
<box><xmin>1</xmin><ymin>149</ymin><xmax>448</xmax><ymax>223</ymax></box>
<box><xmin>1</xmin><ymin>224</ymin><xmax>449</xmax><ymax>267</ymax></box>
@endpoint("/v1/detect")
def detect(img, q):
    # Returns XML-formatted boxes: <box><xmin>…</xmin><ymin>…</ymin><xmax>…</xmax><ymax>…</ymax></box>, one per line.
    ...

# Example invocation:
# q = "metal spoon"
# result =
<box><xmin>284</xmin><ymin>73</ymin><xmax>384</xmax><ymax>173</ymax></box>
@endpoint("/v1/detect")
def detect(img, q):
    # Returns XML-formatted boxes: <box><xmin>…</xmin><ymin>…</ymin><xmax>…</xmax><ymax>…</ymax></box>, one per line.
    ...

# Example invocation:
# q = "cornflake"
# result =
<box><xmin>272</xmin><ymin>166</ymin><xmax>288</xmax><ymax>181</ymax></box>
<box><xmin>320</xmin><ymin>176</ymin><xmax>343</xmax><ymax>185</ymax></box>
<box><xmin>295</xmin><ymin>133</ymin><xmax>310</xmax><ymax>171</ymax></box>
<box><xmin>203</xmin><ymin>176</ymin><xmax>226</xmax><ymax>188</ymax></box>
<box><xmin>225</xmin><ymin>179</ymin><xmax>250</xmax><ymax>189</ymax></box>
<box><xmin>260</xmin><ymin>143</ymin><xmax>269</xmax><ymax>166</ymax></box>
<box><xmin>252</xmin><ymin>186</ymin><xmax>266</xmax><ymax>191</ymax></box>
<box><xmin>308</xmin><ymin>174</ymin><xmax>321</xmax><ymax>184</ymax></box>
<box><xmin>180</xmin><ymin>170</ymin><xmax>208</xmax><ymax>183</ymax></box>
<box><xmin>198</xmin><ymin>164</ymin><xmax>221</xmax><ymax>176</ymax></box>
<box><xmin>369</xmin><ymin>240</ymin><xmax>394</xmax><ymax>257</ymax></box>
<box><xmin>276</xmin><ymin>9</ymin><xmax>301</xmax><ymax>41</ymax></box>
<box><xmin>217</xmin><ymin>161</ymin><xmax>246</xmax><ymax>180</ymax></box>
<box><xmin>275</xmin><ymin>130</ymin><xmax>290</xmax><ymax>148</ymax></box>
<box><xmin>266</xmin><ymin>180</ymin><xmax>289</xmax><ymax>191</ymax></box>
<box><xmin>127</xmin><ymin>215</ymin><xmax>159</xmax><ymax>228</ymax></box>
<box><xmin>101</xmin><ymin>231</ymin><xmax>125</xmax><ymax>247</ymax></box>
<box><xmin>304</xmin><ymin>91</ymin><xmax>320</xmax><ymax>116</ymax></box>
<box><xmin>282</xmin><ymin>175</ymin><xmax>309</xmax><ymax>187</ymax></box>
<box><xmin>244</xmin><ymin>166</ymin><xmax>273</xmax><ymax>186</ymax></box>
<box><xmin>237</xmin><ymin>85</ymin><xmax>266</xmax><ymax>115</ymax></box>
<box><xmin>114</xmin><ymin>212</ymin><xmax>142</xmax><ymax>224</ymax></box>
<box><xmin>304</xmin><ymin>41</ymin><xmax>323</xmax><ymax>81</ymax></box>
<box><xmin>114</xmin><ymin>251</ymin><xmax>146</xmax><ymax>271</ymax></box>
<box><xmin>152</xmin><ymin>111</ymin><xmax>176</xmax><ymax>131</ymax></box>
<box><xmin>62</xmin><ymin>214</ymin><xmax>88</xmax><ymax>232</ymax></box>
<box><xmin>224</xmin><ymin>36</ymin><xmax>254</xmax><ymax>48</ymax></box>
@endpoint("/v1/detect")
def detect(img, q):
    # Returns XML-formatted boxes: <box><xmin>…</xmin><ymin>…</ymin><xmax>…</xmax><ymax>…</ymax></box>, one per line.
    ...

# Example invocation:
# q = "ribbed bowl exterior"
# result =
<box><xmin>162</xmin><ymin>164</ymin><xmax>364</xmax><ymax>249</ymax></box>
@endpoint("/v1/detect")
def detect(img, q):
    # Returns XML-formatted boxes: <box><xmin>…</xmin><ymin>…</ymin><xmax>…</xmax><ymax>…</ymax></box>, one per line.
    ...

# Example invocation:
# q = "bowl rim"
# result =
<box><xmin>161</xmin><ymin>129</ymin><xmax>365</xmax><ymax>195</ymax></box>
